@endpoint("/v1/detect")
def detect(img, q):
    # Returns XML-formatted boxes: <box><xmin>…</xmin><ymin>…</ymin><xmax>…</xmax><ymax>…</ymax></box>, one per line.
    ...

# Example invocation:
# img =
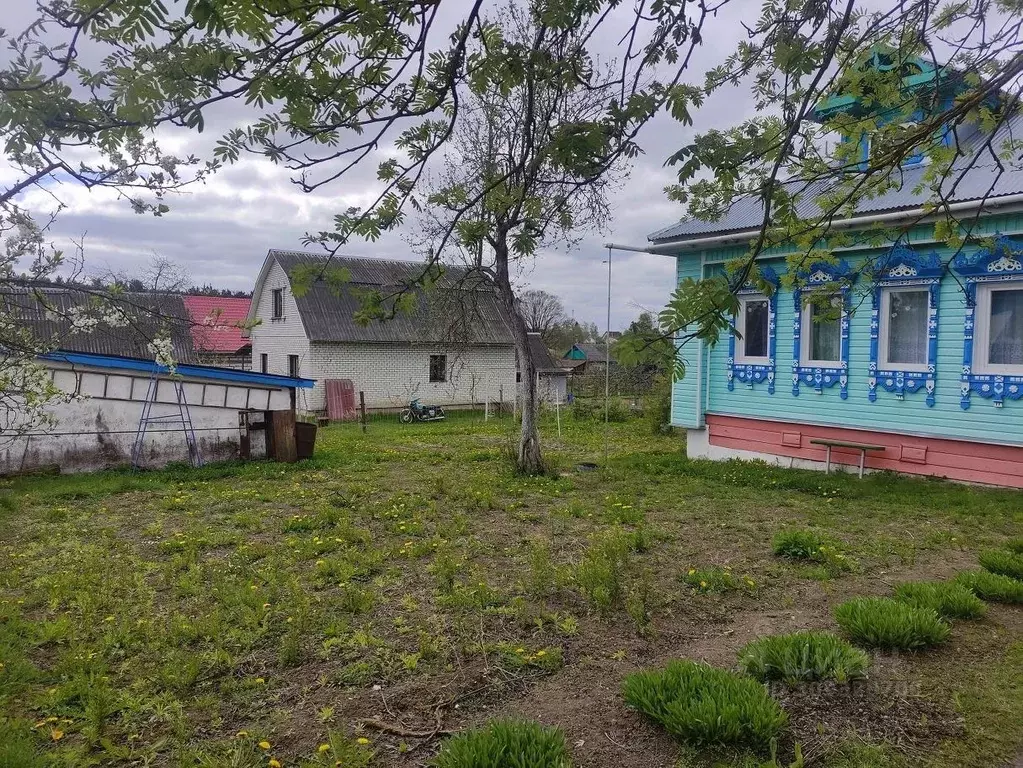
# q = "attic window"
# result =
<box><xmin>271</xmin><ymin>288</ymin><xmax>284</xmax><ymax>320</ymax></box>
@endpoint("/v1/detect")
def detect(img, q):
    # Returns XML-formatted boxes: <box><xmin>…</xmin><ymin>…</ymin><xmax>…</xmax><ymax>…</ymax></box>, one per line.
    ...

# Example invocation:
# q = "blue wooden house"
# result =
<box><xmin>639</xmin><ymin>56</ymin><xmax>1023</xmax><ymax>487</ymax></box>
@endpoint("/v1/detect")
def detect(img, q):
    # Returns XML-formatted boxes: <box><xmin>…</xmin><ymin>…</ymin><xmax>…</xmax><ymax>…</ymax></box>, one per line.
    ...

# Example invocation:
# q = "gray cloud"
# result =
<box><xmin>4</xmin><ymin>0</ymin><xmax>761</xmax><ymax>330</ymax></box>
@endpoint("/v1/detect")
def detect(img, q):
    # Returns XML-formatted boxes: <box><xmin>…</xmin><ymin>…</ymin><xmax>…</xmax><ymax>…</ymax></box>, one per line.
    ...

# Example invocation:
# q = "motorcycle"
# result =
<box><xmin>399</xmin><ymin>399</ymin><xmax>446</xmax><ymax>423</ymax></box>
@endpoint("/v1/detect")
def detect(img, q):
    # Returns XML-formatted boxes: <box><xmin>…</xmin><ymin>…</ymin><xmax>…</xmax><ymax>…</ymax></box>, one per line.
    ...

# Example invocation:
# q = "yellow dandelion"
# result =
<box><xmin>688</xmin><ymin>569</ymin><xmax>696</xmax><ymax>575</ymax></box>
<box><xmin>259</xmin><ymin>740</ymin><xmax>272</xmax><ymax>750</ymax></box>
<box><xmin>269</xmin><ymin>759</ymin><xmax>282</xmax><ymax>768</ymax></box>
<box><xmin>318</xmin><ymin>743</ymin><xmax>331</xmax><ymax>753</ymax></box>
<box><xmin>699</xmin><ymin>581</ymin><xmax>708</xmax><ymax>588</ymax></box>
<box><xmin>51</xmin><ymin>729</ymin><xmax>64</xmax><ymax>741</ymax></box>
<box><xmin>356</xmin><ymin>737</ymin><xmax>371</xmax><ymax>745</ymax></box>
<box><xmin>237</xmin><ymin>730</ymin><xmax>249</xmax><ymax>738</ymax></box>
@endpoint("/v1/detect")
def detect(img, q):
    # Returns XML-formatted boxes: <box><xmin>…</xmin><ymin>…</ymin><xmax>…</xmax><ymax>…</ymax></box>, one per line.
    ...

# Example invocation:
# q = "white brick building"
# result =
<box><xmin>247</xmin><ymin>251</ymin><xmax>518</xmax><ymax>413</ymax></box>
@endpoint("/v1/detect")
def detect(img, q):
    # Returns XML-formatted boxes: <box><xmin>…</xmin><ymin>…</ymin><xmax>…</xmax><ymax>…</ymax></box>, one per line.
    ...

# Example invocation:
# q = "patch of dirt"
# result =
<box><xmin>775</xmin><ymin>674</ymin><xmax>963</xmax><ymax>764</ymax></box>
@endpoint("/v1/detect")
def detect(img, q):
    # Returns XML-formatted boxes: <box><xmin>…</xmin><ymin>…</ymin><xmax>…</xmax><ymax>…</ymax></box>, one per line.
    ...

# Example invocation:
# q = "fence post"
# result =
<box><xmin>499</xmin><ymin>386</ymin><xmax>504</xmax><ymax>416</ymax></box>
<box><xmin>359</xmin><ymin>391</ymin><xmax>367</xmax><ymax>433</ymax></box>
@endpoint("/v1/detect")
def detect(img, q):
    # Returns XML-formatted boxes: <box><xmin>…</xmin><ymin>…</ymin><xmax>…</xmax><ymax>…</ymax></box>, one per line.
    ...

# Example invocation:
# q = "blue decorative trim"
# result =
<box><xmin>952</xmin><ymin>235</ymin><xmax>1023</xmax><ymax>409</ymax></box>
<box><xmin>727</xmin><ymin>266</ymin><xmax>779</xmax><ymax>395</ymax></box>
<box><xmin>41</xmin><ymin>350</ymin><xmax>316</xmax><ymax>388</ymax></box>
<box><xmin>866</xmin><ymin>245</ymin><xmax>942</xmax><ymax>407</ymax></box>
<box><xmin>791</xmin><ymin>260</ymin><xmax>854</xmax><ymax>398</ymax></box>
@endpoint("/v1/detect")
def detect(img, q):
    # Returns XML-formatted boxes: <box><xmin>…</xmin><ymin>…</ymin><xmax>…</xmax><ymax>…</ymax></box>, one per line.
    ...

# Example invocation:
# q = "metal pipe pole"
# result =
<box><xmin>604</xmin><ymin>246</ymin><xmax>612</xmax><ymax>467</ymax></box>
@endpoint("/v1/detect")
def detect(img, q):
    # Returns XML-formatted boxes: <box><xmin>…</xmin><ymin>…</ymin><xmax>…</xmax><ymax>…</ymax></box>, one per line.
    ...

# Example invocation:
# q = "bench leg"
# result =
<box><xmin>858</xmin><ymin>450</ymin><xmax>866</xmax><ymax>479</ymax></box>
<box><xmin>824</xmin><ymin>445</ymin><xmax>832</xmax><ymax>474</ymax></box>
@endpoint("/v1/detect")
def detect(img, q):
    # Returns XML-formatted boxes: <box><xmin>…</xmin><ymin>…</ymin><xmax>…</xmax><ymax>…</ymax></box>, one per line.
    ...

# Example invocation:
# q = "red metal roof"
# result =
<box><xmin>182</xmin><ymin>295</ymin><xmax>252</xmax><ymax>353</ymax></box>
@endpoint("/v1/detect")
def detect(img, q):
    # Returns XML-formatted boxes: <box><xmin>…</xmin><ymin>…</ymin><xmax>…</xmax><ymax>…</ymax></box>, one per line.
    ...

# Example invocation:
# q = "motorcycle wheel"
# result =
<box><xmin>399</xmin><ymin>409</ymin><xmax>413</xmax><ymax>424</ymax></box>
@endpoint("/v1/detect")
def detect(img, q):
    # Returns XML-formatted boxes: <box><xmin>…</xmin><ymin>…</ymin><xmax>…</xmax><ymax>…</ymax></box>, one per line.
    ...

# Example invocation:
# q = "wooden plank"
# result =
<box><xmin>809</xmin><ymin>438</ymin><xmax>885</xmax><ymax>451</ymax></box>
<box><xmin>268</xmin><ymin>410</ymin><xmax>297</xmax><ymax>463</ymax></box>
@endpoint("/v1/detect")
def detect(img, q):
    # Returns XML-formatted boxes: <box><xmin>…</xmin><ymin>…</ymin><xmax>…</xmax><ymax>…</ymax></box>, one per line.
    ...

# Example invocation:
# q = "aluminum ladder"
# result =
<box><xmin>130</xmin><ymin>368</ymin><xmax>203</xmax><ymax>470</ymax></box>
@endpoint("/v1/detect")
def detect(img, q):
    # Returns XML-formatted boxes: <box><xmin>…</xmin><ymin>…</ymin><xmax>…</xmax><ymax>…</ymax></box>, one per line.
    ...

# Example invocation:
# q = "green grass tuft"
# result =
<box><xmin>893</xmin><ymin>581</ymin><xmax>987</xmax><ymax>620</ymax></box>
<box><xmin>834</xmin><ymin>597</ymin><xmax>950</xmax><ymax>650</ymax></box>
<box><xmin>771</xmin><ymin>529</ymin><xmax>852</xmax><ymax>574</ymax></box>
<box><xmin>1005</xmin><ymin>538</ymin><xmax>1023</xmax><ymax>555</ymax></box>
<box><xmin>954</xmin><ymin>570</ymin><xmax>1023</xmax><ymax>603</ymax></box>
<box><xmin>978</xmin><ymin>549</ymin><xmax>1023</xmax><ymax>580</ymax></box>
<box><xmin>432</xmin><ymin>719</ymin><xmax>571</xmax><ymax>768</ymax></box>
<box><xmin>738</xmin><ymin>631</ymin><xmax>869</xmax><ymax>684</ymax></box>
<box><xmin>622</xmin><ymin>659</ymin><xmax>787</xmax><ymax>750</ymax></box>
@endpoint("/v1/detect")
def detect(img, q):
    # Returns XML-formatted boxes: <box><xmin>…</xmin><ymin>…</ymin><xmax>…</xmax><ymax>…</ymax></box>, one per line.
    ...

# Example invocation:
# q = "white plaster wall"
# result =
<box><xmin>2</xmin><ymin>362</ymin><xmax>293</xmax><ymax>474</ymax></box>
<box><xmin>306</xmin><ymin>342</ymin><xmax>517</xmax><ymax>410</ymax></box>
<box><xmin>518</xmin><ymin>374</ymin><xmax>569</xmax><ymax>404</ymax></box>
<box><xmin>248</xmin><ymin>258</ymin><xmax>313</xmax><ymax>406</ymax></box>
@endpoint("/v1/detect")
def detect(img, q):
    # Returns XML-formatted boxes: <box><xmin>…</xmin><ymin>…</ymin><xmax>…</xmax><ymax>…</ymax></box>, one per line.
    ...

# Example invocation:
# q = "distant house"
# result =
<box><xmin>247</xmin><ymin>250</ymin><xmax>518</xmax><ymax>413</ymax></box>
<box><xmin>562</xmin><ymin>342</ymin><xmax>614</xmax><ymax>375</ymax></box>
<box><xmin>182</xmin><ymin>295</ymin><xmax>252</xmax><ymax>369</ymax></box>
<box><xmin>1</xmin><ymin>287</ymin><xmax>311</xmax><ymax>474</ymax></box>
<box><xmin>519</xmin><ymin>332</ymin><xmax>569</xmax><ymax>403</ymax></box>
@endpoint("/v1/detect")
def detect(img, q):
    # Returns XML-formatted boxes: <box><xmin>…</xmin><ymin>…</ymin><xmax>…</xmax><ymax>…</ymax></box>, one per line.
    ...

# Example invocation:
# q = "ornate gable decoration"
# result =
<box><xmin>951</xmin><ymin>235</ymin><xmax>1023</xmax><ymax>280</ymax></box>
<box><xmin>727</xmin><ymin>266</ymin><xmax>780</xmax><ymax>395</ymax></box>
<box><xmin>731</xmin><ymin>265</ymin><xmax>781</xmax><ymax>294</ymax></box>
<box><xmin>792</xmin><ymin>260</ymin><xmax>855</xmax><ymax>398</ymax></box>
<box><xmin>952</xmin><ymin>235</ymin><xmax>1023</xmax><ymax>410</ymax></box>
<box><xmin>868</xmin><ymin>245</ymin><xmax>943</xmax><ymax>407</ymax></box>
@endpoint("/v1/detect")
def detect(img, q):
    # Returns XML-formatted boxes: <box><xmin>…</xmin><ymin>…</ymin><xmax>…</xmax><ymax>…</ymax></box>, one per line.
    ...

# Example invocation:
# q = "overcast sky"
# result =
<box><xmin>2</xmin><ymin>0</ymin><xmax>761</xmax><ymax>330</ymax></box>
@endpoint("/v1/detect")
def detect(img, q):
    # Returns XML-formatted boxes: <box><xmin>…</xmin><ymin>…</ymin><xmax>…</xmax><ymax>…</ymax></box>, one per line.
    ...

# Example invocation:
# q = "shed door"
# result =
<box><xmin>325</xmin><ymin>379</ymin><xmax>357</xmax><ymax>421</ymax></box>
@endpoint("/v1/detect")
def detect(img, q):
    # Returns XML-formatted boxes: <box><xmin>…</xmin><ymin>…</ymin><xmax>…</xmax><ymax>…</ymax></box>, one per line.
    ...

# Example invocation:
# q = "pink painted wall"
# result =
<box><xmin>706</xmin><ymin>414</ymin><xmax>1023</xmax><ymax>488</ymax></box>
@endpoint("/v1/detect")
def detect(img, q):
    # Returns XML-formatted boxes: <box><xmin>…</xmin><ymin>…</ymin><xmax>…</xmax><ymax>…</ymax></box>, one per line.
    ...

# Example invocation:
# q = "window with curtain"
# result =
<box><xmin>986</xmin><ymin>287</ymin><xmax>1023</xmax><ymax>367</ymax></box>
<box><xmin>883</xmin><ymin>288</ymin><xmax>929</xmax><ymax>367</ymax></box>
<box><xmin>739</xmin><ymin>297</ymin><xmax>769</xmax><ymax>360</ymax></box>
<box><xmin>804</xmin><ymin>295</ymin><xmax>842</xmax><ymax>363</ymax></box>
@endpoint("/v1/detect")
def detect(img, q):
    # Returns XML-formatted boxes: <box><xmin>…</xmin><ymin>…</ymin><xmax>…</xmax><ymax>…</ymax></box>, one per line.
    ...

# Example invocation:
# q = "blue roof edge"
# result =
<box><xmin>41</xmin><ymin>350</ymin><xmax>316</xmax><ymax>389</ymax></box>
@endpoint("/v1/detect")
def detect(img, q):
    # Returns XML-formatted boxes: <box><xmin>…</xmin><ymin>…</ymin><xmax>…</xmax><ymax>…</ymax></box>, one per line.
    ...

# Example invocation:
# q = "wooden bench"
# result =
<box><xmin>809</xmin><ymin>438</ymin><xmax>885</xmax><ymax>478</ymax></box>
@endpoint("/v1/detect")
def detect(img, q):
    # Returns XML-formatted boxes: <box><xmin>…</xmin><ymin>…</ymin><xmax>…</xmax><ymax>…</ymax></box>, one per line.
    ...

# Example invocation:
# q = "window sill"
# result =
<box><xmin>802</xmin><ymin>360</ymin><xmax>843</xmax><ymax>369</ymax></box>
<box><xmin>972</xmin><ymin>366</ymin><xmax>1023</xmax><ymax>377</ymax></box>
<box><xmin>735</xmin><ymin>358</ymin><xmax>771</xmax><ymax>366</ymax></box>
<box><xmin>270</xmin><ymin>316</ymin><xmax>286</xmax><ymax>323</ymax></box>
<box><xmin>880</xmin><ymin>363</ymin><xmax>929</xmax><ymax>374</ymax></box>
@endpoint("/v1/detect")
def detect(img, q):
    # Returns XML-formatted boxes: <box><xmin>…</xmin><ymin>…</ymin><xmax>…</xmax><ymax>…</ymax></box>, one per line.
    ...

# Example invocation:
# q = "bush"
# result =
<box><xmin>979</xmin><ymin>549</ymin><xmax>1023</xmax><ymax>580</ymax></box>
<box><xmin>738</xmin><ymin>632</ymin><xmax>869</xmax><ymax>684</ymax></box>
<box><xmin>834</xmin><ymin>597</ymin><xmax>950</xmax><ymax>650</ymax></box>
<box><xmin>954</xmin><ymin>570</ymin><xmax>1023</xmax><ymax>603</ymax></box>
<box><xmin>622</xmin><ymin>660</ymin><xmax>787</xmax><ymax>750</ymax></box>
<box><xmin>771</xmin><ymin>530</ymin><xmax>852</xmax><ymax>573</ymax></box>
<box><xmin>432</xmin><ymin>720</ymin><xmax>571</xmax><ymax>768</ymax></box>
<box><xmin>893</xmin><ymin>581</ymin><xmax>987</xmax><ymax>620</ymax></box>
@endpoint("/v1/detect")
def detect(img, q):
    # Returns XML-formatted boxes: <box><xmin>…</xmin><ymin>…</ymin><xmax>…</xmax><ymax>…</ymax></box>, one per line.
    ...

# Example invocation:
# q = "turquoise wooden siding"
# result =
<box><xmin>670</xmin><ymin>213</ymin><xmax>1023</xmax><ymax>444</ymax></box>
<box><xmin>671</xmin><ymin>255</ymin><xmax>706</xmax><ymax>428</ymax></box>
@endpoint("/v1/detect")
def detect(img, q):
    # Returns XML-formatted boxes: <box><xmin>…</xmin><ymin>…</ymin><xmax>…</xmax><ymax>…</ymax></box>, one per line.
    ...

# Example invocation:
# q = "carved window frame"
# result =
<box><xmin>792</xmin><ymin>260</ymin><xmax>854</xmax><ymax>399</ymax></box>
<box><xmin>952</xmin><ymin>235</ymin><xmax>1023</xmax><ymax>409</ymax></box>
<box><xmin>867</xmin><ymin>245</ymin><xmax>943</xmax><ymax>407</ymax></box>
<box><xmin>727</xmin><ymin>266</ymin><xmax>779</xmax><ymax>394</ymax></box>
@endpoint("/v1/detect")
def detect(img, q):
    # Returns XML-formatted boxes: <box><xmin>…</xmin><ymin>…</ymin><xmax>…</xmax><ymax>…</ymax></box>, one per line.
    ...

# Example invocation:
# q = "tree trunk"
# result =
<box><xmin>493</xmin><ymin>242</ymin><xmax>544</xmax><ymax>474</ymax></box>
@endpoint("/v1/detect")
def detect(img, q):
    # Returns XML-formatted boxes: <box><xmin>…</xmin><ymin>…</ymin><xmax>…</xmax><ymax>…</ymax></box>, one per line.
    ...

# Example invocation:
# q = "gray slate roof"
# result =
<box><xmin>526</xmin><ymin>333</ymin><xmax>565</xmax><ymax>373</ymax></box>
<box><xmin>3</xmin><ymin>287</ymin><xmax>196</xmax><ymax>362</ymax></box>
<box><xmin>270</xmin><ymin>251</ymin><xmax>515</xmax><ymax>345</ymax></box>
<box><xmin>649</xmin><ymin>112</ymin><xmax>1023</xmax><ymax>242</ymax></box>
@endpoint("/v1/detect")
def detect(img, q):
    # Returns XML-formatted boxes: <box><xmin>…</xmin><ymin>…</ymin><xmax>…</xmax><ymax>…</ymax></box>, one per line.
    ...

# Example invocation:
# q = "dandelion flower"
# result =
<box><xmin>688</xmin><ymin>569</ymin><xmax>696</xmax><ymax>575</ymax></box>
<box><xmin>356</xmin><ymin>737</ymin><xmax>371</xmax><ymax>745</ymax></box>
<box><xmin>259</xmin><ymin>740</ymin><xmax>272</xmax><ymax>750</ymax></box>
<box><xmin>269</xmin><ymin>759</ymin><xmax>282</xmax><ymax>768</ymax></box>
<box><xmin>318</xmin><ymin>744</ymin><xmax>330</xmax><ymax>753</ymax></box>
<box><xmin>51</xmin><ymin>729</ymin><xmax>64</xmax><ymax>741</ymax></box>
<box><xmin>699</xmin><ymin>581</ymin><xmax>708</xmax><ymax>588</ymax></box>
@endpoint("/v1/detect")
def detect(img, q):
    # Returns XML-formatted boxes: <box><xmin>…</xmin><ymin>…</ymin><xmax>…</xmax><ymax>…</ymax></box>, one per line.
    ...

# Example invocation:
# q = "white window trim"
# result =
<box><xmin>735</xmin><ymin>294</ymin><xmax>770</xmax><ymax>365</ymax></box>
<box><xmin>799</xmin><ymin>292</ymin><xmax>843</xmax><ymax>367</ymax></box>
<box><xmin>973</xmin><ymin>282</ymin><xmax>1023</xmax><ymax>376</ymax></box>
<box><xmin>878</xmin><ymin>285</ymin><xmax>930</xmax><ymax>373</ymax></box>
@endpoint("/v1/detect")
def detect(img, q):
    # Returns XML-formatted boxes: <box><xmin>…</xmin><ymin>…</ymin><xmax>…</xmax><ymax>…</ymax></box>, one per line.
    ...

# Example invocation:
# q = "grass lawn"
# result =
<box><xmin>1</xmin><ymin>412</ymin><xmax>1021</xmax><ymax>767</ymax></box>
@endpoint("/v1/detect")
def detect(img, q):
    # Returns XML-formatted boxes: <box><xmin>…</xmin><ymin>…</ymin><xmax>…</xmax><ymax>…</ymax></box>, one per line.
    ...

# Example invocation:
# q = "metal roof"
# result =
<box><xmin>648</xmin><ymin>112</ymin><xmax>1023</xmax><ymax>243</ymax></box>
<box><xmin>182</xmin><ymin>295</ymin><xmax>252</xmax><ymax>353</ymax></box>
<box><xmin>566</xmin><ymin>342</ymin><xmax>611</xmax><ymax>363</ymax></box>
<box><xmin>3</xmin><ymin>287</ymin><xmax>196</xmax><ymax>362</ymax></box>
<box><xmin>525</xmin><ymin>333</ymin><xmax>565</xmax><ymax>373</ymax></box>
<box><xmin>43</xmin><ymin>350</ymin><xmax>314</xmax><ymax>388</ymax></box>
<box><xmin>269</xmin><ymin>251</ymin><xmax>515</xmax><ymax>345</ymax></box>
